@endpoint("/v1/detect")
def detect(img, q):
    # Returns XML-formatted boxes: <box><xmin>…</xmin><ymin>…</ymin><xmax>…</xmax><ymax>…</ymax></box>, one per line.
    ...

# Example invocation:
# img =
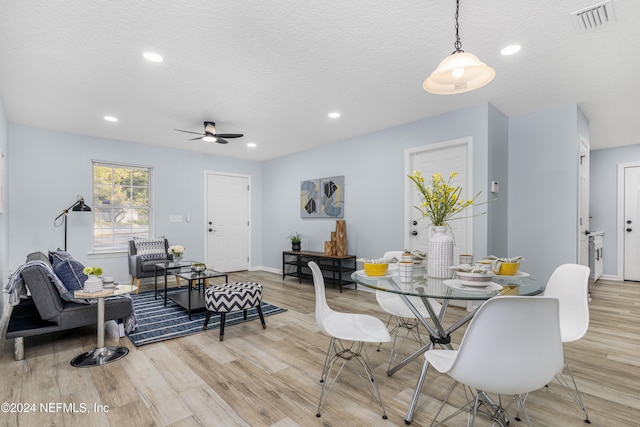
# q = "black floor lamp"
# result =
<box><xmin>54</xmin><ymin>196</ymin><xmax>92</xmax><ymax>251</ymax></box>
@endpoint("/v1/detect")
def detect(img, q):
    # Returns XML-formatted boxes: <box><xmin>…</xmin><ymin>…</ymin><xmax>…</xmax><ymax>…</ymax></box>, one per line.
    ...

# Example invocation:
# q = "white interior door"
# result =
<box><xmin>624</xmin><ymin>166</ymin><xmax>640</xmax><ymax>280</ymax></box>
<box><xmin>406</xmin><ymin>138</ymin><xmax>472</xmax><ymax>261</ymax></box>
<box><xmin>206</xmin><ymin>172</ymin><xmax>250</xmax><ymax>272</ymax></box>
<box><xmin>578</xmin><ymin>138</ymin><xmax>590</xmax><ymax>266</ymax></box>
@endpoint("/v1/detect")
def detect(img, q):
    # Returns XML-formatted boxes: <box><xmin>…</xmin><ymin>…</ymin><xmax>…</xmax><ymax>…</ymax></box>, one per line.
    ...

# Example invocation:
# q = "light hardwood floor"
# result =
<box><xmin>1</xmin><ymin>272</ymin><xmax>639</xmax><ymax>426</ymax></box>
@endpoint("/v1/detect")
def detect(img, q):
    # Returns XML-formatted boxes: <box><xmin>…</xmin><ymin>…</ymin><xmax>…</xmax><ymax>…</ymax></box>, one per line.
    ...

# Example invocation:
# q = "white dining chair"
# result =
<box><xmin>308</xmin><ymin>261</ymin><xmax>391</xmax><ymax>419</ymax></box>
<box><xmin>375</xmin><ymin>251</ymin><xmax>442</xmax><ymax>371</ymax></box>
<box><xmin>543</xmin><ymin>263</ymin><xmax>592</xmax><ymax>424</ymax></box>
<box><xmin>423</xmin><ymin>296</ymin><xmax>564</xmax><ymax>427</ymax></box>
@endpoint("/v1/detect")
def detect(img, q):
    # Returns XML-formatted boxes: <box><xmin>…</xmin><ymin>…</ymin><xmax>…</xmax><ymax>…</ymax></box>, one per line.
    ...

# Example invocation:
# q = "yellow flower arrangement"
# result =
<box><xmin>83</xmin><ymin>266</ymin><xmax>103</xmax><ymax>277</ymax></box>
<box><xmin>408</xmin><ymin>171</ymin><xmax>480</xmax><ymax>226</ymax></box>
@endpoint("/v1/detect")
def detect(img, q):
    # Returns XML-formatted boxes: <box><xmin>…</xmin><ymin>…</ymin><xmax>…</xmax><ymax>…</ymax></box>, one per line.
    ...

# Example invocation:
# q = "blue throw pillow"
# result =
<box><xmin>50</xmin><ymin>252</ymin><xmax>88</xmax><ymax>293</ymax></box>
<box><xmin>48</xmin><ymin>249</ymin><xmax>72</xmax><ymax>264</ymax></box>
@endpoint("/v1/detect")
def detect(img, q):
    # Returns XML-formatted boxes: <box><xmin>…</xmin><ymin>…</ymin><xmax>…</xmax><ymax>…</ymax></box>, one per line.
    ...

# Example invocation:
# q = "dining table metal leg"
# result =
<box><xmin>404</xmin><ymin>346</ymin><xmax>433</xmax><ymax>425</ymax></box>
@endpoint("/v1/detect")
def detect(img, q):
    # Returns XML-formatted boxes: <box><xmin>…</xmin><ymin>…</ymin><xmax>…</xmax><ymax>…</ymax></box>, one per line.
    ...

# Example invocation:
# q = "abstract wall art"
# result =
<box><xmin>300</xmin><ymin>179</ymin><xmax>319</xmax><ymax>218</ymax></box>
<box><xmin>301</xmin><ymin>175</ymin><xmax>344</xmax><ymax>218</ymax></box>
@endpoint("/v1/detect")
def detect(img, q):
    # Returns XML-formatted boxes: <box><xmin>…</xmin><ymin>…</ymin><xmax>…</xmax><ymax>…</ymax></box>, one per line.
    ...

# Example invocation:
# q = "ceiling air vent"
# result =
<box><xmin>570</xmin><ymin>0</ymin><xmax>616</xmax><ymax>31</ymax></box>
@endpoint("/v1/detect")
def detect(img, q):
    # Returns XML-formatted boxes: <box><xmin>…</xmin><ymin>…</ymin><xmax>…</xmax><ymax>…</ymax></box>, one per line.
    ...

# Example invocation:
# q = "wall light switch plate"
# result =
<box><xmin>491</xmin><ymin>181</ymin><xmax>499</xmax><ymax>193</ymax></box>
<box><xmin>169</xmin><ymin>215</ymin><xmax>183</xmax><ymax>223</ymax></box>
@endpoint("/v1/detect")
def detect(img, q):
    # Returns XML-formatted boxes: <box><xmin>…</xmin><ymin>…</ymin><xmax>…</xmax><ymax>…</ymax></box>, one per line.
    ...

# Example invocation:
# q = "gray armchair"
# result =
<box><xmin>128</xmin><ymin>238</ymin><xmax>170</xmax><ymax>294</ymax></box>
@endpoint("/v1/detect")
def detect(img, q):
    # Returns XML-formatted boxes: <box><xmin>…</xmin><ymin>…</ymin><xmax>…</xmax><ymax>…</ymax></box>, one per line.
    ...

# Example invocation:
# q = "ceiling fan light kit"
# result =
<box><xmin>424</xmin><ymin>0</ymin><xmax>495</xmax><ymax>95</ymax></box>
<box><xmin>174</xmin><ymin>121</ymin><xmax>243</xmax><ymax>145</ymax></box>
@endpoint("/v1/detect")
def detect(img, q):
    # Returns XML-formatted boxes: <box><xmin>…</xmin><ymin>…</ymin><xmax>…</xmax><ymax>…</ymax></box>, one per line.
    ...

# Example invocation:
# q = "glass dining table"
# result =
<box><xmin>352</xmin><ymin>264</ymin><xmax>543</xmax><ymax>424</ymax></box>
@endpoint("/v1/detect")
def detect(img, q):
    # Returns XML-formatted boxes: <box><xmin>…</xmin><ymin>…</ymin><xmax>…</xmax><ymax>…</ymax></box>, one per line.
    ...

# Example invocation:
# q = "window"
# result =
<box><xmin>92</xmin><ymin>161</ymin><xmax>153</xmax><ymax>251</ymax></box>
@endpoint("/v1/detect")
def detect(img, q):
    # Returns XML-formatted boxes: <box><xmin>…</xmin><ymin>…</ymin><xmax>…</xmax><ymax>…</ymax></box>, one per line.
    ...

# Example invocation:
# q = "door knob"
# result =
<box><xmin>627</xmin><ymin>228</ymin><xmax>632</xmax><ymax>232</ymax></box>
<box><xmin>411</xmin><ymin>220</ymin><xmax>418</xmax><ymax>226</ymax></box>
<box><xmin>584</xmin><ymin>230</ymin><xmax>590</xmax><ymax>235</ymax></box>
<box><xmin>411</xmin><ymin>230</ymin><xmax>418</xmax><ymax>236</ymax></box>
<box><xmin>627</xmin><ymin>220</ymin><xmax>632</xmax><ymax>224</ymax></box>
<box><xmin>208</xmin><ymin>221</ymin><xmax>213</xmax><ymax>225</ymax></box>
<box><xmin>209</xmin><ymin>228</ymin><xmax>216</xmax><ymax>232</ymax></box>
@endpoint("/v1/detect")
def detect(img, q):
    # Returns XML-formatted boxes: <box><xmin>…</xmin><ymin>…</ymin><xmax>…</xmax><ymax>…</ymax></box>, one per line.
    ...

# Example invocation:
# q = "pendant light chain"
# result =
<box><xmin>453</xmin><ymin>0</ymin><xmax>464</xmax><ymax>53</ymax></box>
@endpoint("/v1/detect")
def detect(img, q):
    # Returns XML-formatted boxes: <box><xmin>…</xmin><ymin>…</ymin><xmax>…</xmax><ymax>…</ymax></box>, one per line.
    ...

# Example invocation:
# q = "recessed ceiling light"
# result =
<box><xmin>247</xmin><ymin>143</ymin><xmax>257</xmax><ymax>148</ymax></box>
<box><xmin>328</xmin><ymin>112</ymin><xmax>341</xmax><ymax>119</ymax></box>
<box><xmin>501</xmin><ymin>45</ymin><xmax>521</xmax><ymax>56</ymax></box>
<box><xmin>143</xmin><ymin>51</ymin><xmax>164</xmax><ymax>62</ymax></box>
<box><xmin>104</xmin><ymin>116</ymin><xmax>118</xmax><ymax>122</ymax></box>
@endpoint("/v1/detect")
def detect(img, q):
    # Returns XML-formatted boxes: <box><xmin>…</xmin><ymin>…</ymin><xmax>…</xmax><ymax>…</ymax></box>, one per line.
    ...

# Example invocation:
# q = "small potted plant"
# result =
<box><xmin>82</xmin><ymin>266</ymin><xmax>105</xmax><ymax>292</ymax></box>
<box><xmin>288</xmin><ymin>232</ymin><xmax>303</xmax><ymax>251</ymax></box>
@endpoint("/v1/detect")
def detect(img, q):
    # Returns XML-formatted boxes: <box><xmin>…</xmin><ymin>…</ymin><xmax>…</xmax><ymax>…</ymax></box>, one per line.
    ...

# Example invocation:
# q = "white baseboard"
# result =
<box><xmin>598</xmin><ymin>274</ymin><xmax>622</xmax><ymax>281</ymax></box>
<box><xmin>248</xmin><ymin>266</ymin><xmax>281</xmax><ymax>274</ymax></box>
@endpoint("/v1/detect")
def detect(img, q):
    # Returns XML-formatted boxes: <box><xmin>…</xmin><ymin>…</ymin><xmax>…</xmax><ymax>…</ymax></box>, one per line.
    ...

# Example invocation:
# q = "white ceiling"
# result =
<box><xmin>1</xmin><ymin>1</ymin><xmax>639</xmax><ymax>161</ymax></box>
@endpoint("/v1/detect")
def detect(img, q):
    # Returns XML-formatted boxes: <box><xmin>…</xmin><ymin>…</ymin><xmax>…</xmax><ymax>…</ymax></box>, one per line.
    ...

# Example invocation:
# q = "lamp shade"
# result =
<box><xmin>423</xmin><ymin>51</ymin><xmax>495</xmax><ymax>95</ymax></box>
<box><xmin>72</xmin><ymin>198</ymin><xmax>92</xmax><ymax>212</ymax></box>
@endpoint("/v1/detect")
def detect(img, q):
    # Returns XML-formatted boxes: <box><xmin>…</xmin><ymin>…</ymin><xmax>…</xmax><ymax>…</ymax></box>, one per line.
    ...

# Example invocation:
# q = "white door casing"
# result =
<box><xmin>623</xmin><ymin>165</ymin><xmax>640</xmax><ymax>281</ymax></box>
<box><xmin>205</xmin><ymin>172</ymin><xmax>250</xmax><ymax>272</ymax></box>
<box><xmin>578</xmin><ymin>136</ymin><xmax>590</xmax><ymax>267</ymax></box>
<box><xmin>405</xmin><ymin>138</ymin><xmax>473</xmax><ymax>262</ymax></box>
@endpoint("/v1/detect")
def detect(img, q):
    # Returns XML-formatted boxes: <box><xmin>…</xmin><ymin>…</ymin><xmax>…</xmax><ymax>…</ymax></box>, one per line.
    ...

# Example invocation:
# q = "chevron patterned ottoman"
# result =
<box><xmin>202</xmin><ymin>282</ymin><xmax>266</xmax><ymax>341</ymax></box>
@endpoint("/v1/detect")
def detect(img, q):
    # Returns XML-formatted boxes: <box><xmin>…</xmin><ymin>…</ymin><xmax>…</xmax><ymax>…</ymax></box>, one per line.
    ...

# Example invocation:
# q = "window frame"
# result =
<box><xmin>91</xmin><ymin>160</ymin><xmax>154</xmax><ymax>252</ymax></box>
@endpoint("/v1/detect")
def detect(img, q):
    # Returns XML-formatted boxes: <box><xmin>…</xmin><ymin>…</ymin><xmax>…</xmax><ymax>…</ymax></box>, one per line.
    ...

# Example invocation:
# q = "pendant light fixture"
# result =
<box><xmin>423</xmin><ymin>0</ymin><xmax>495</xmax><ymax>95</ymax></box>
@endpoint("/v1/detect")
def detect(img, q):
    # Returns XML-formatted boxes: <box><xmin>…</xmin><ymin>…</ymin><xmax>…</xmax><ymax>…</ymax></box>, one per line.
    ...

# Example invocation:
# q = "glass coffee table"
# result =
<box><xmin>154</xmin><ymin>260</ymin><xmax>197</xmax><ymax>306</ymax></box>
<box><xmin>171</xmin><ymin>269</ymin><xmax>229</xmax><ymax>319</ymax></box>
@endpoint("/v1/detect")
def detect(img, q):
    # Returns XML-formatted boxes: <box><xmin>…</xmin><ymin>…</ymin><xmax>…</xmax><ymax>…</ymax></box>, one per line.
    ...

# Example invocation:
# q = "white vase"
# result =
<box><xmin>428</xmin><ymin>225</ymin><xmax>454</xmax><ymax>279</ymax></box>
<box><xmin>83</xmin><ymin>274</ymin><xmax>104</xmax><ymax>292</ymax></box>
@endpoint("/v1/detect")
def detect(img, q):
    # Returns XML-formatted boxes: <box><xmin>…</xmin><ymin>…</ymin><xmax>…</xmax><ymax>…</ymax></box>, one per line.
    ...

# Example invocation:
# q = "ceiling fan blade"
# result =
<box><xmin>216</xmin><ymin>138</ymin><xmax>229</xmax><ymax>144</ymax></box>
<box><xmin>175</xmin><ymin>129</ymin><xmax>205</xmax><ymax>136</ymax></box>
<box><xmin>215</xmin><ymin>133</ymin><xmax>243</xmax><ymax>138</ymax></box>
<box><xmin>189</xmin><ymin>136</ymin><xmax>203</xmax><ymax>141</ymax></box>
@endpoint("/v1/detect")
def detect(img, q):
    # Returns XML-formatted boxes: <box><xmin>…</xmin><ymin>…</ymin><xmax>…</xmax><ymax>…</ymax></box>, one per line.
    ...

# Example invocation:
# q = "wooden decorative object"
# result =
<box><xmin>330</xmin><ymin>232</ymin><xmax>337</xmax><ymax>255</ymax></box>
<box><xmin>336</xmin><ymin>220</ymin><xmax>347</xmax><ymax>256</ymax></box>
<box><xmin>324</xmin><ymin>241</ymin><xmax>332</xmax><ymax>256</ymax></box>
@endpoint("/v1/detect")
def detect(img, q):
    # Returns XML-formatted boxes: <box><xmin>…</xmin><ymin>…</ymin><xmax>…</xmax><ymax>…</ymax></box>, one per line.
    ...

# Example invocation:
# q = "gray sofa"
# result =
<box><xmin>5</xmin><ymin>252</ymin><xmax>132</xmax><ymax>360</ymax></box>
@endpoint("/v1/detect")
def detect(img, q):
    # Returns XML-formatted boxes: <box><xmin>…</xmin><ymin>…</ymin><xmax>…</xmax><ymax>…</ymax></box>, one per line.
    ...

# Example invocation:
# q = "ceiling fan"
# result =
<box><xmin>174</xmin><ymin>121</ymin><xmax>243</xmax><ymax>144</ymax></box>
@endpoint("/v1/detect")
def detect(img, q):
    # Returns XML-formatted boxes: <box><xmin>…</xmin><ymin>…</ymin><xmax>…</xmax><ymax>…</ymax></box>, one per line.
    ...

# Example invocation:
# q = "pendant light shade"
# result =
<box><xmin>423</xmin><ymin>51</ymin><xmax>495</xmax><ymax>94</ymax></box>
<box><xmin>423</xmin><ymin>0</ymin><xmax>495</xmax><ymax>95</ymax></box>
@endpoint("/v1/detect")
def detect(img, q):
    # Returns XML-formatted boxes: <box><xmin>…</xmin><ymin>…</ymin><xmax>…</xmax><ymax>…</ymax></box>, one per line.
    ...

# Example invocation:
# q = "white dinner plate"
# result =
<box><xmin>495</xmin><ymin>271</ymin><xmax>530</xmax><ymax>278</ymax></box>
<box><xmin>444</xmin><ymin>280</ymin><xmax>503</xmax><ymax>292</ymax></box>
<box><xmin>355</xmin><ymin>269</ymin><xmax>392</xmax><ymax>278</ymax></box>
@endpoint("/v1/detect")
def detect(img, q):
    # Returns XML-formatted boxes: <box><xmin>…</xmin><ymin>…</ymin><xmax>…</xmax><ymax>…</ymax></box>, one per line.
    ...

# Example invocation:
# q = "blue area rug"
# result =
<box><xmin>127</xmin><ymin>290</ymin><xmax>287</xmax><ymax>346</ymax></box>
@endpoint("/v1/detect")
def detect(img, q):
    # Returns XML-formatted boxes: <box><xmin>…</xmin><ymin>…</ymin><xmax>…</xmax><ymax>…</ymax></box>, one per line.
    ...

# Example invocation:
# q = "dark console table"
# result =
<box><xmin>282</xmin><ymin>250</ymin><xmax>357</xmax><ymax>292</ymax></box>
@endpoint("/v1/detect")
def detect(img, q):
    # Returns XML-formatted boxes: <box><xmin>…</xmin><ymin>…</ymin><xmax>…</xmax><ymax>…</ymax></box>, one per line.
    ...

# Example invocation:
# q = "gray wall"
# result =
<box><xmin>508</xmin><ymin>103</ymin><xmax>583</xmax><ymax>283</ymax></box>
<box><xmin>261</xmin><ymin>104</ymin><xmax>499</xmax><ymax>270</ymax></box>
<box><xmin>0</xmin><ymin>99</ymin><xmax>7</xmax><ymax>308</ymax></box>
<box><xmin>590</xmin><ymin>144</ymin><xmax>640</xmax><ymax>277</ymax></box>
<box><xmin>7</xmin><ymin>124</ymin><xmax>263</xmax><ymax>284</ymax></box>
<box><xmin>487</xmin><ymin>104</ymin><xmax>509</xmax><ymax>257</ymax></box>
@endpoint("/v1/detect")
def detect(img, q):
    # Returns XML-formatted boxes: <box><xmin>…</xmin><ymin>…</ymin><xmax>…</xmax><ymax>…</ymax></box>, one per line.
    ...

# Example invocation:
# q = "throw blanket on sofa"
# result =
<box><xmin>4</xmin><ymin>260</ymin><xmax>65</xmax><ymax>306</ymax></box>
<box><xmin>4</xmin><ymin>261</ymin><xmax>137</xmax><ymax>333</ymax></box>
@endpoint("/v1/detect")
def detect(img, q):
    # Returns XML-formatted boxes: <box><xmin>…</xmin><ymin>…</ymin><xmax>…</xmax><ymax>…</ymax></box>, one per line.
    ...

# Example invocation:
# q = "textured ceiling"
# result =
<box><xmin>1</xmin><ymin>0</ymin><xmax>639</xmax><ymax>161</ymax></box>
